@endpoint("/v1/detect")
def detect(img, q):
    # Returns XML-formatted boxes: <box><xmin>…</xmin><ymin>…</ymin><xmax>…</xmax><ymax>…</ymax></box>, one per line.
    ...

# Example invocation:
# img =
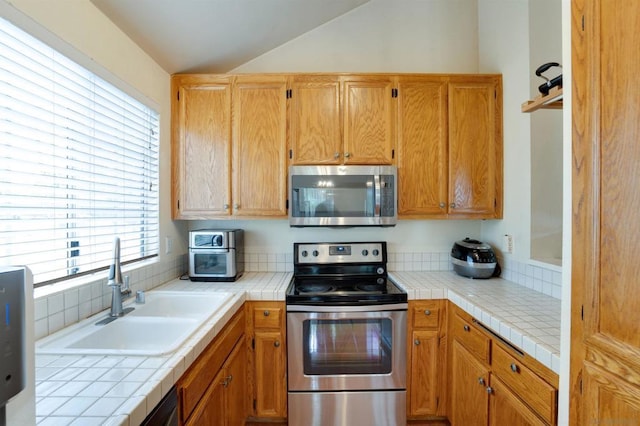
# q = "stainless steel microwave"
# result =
<box><xmin>289</xmin><ymin>165</ymin><xmax>397</xmax><ymax>227</ymax></box>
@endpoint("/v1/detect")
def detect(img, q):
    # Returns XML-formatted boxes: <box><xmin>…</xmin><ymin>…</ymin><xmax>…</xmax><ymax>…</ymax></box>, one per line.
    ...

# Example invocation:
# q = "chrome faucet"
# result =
<box><xmin>107</xmin><ymin>237</ymin><xmax>132</xmax><ymax>317</ymax></box>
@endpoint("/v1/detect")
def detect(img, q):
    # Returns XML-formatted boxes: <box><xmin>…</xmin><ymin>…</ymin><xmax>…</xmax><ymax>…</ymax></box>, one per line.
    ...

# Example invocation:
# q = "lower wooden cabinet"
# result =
<box><xmin>448</xmin><ymin>304</ymin><xmax>558</xmax><ymax>426</ymax></box>
<box><xmin>247</xmin><ymin>301</ymin><xmax>287</xmax><ymax>419</ymax></box>
<box><xmin>185</xmin><ymin>341</ymin><xmax>247</xmax><ymax>426</ymax></box>
<box><xmin>177</xmin><ymin>308</ymin><xmax>247</xmax><ymax>425</ymax></box>
<box><xmin>407</xmin><ymin>300</ymin><xmax>447</xmax><ymax>418</ymax></box>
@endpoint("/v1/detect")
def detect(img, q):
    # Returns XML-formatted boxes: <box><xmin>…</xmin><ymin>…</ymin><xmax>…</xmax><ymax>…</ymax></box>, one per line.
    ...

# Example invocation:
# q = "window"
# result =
<box><xmin>0</xmin><ymin>16</ymin><xmax>160</xmax><ymax>287</ymax></box>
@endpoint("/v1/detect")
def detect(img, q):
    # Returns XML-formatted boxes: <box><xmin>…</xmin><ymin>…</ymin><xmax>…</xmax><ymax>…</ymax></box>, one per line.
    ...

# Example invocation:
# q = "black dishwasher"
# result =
<box><xmin>141</xmin><ymin>386</ymin><xmax>178</xmax><ymax>426</ymax></box>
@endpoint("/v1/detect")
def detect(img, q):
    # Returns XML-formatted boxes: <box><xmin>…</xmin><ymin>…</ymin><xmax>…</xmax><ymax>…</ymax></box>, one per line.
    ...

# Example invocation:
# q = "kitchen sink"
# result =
<box><xmin>37</xmin><ymin>291</ymin><xmax>234</xmax><ymax>356</ymax></box>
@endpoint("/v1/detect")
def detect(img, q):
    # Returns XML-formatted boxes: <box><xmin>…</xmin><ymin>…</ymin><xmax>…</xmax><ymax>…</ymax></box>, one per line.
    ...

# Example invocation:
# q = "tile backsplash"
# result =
<box><xmin>33</xmin><ymin>250</ymin><xmax>562</xmax><ymax>340</ymax></box>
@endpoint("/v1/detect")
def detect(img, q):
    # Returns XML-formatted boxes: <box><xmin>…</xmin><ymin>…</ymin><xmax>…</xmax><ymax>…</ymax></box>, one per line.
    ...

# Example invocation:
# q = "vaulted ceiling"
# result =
<box><xmin>91</xmin><ymin>0</ymin><xmax>370</xmax><ymax>74</ymax></box>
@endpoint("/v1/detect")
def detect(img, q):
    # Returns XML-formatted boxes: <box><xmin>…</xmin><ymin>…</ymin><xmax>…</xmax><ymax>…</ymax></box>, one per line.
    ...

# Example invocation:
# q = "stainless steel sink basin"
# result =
<box><xmin>37</xmin><ymin>291</ymin><xmax>234</xmax><ymax>356</ymax></box>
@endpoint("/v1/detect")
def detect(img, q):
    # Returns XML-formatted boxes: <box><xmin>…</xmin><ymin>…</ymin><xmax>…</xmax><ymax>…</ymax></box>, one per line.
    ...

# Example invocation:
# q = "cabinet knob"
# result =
<box><xmin>344</xmin><ymin>152</ymin><xmax>351</xmax><ymax>158</ymax></box>
<box><xmin>463</xmin><ymin>325</ymin><xmax>470</xmax><ymax>332</ymax></box>
<box><xmin>424</xmin><ymin>309</ymin><xmax>431</xmax><ymax>316</ymax></box>
<box><xmin>478</xmin><ymin>377</ymin><xmax>485</xmax><ymax>386</ymax></box>
<box><xmin>510</xmin><ymin>363</ymin><xmax>519</xmax><ymax>373</ymax></box>
<box><xmin>334</xmin><ymin>152</ymin><xmax>340</xmax><ymax>159</ymax></box>
<box><xmin>233</xmin><ymin>204</ymin><xmax>239</xmax><ymax>210</ymax></box>
<box><xmin>450</xmin><ymin>203</ymin><xmax>456</xmax><ymax>208</ymax></box>
<box><xmin>223</xmin><ymin>204</ymin><xmax>229</xmax><ymax>210</ymax></box>
<box><xmin>486</xmin><ymin>386</ymin><xmax>494</xmax><ymax>394</ymax></box>
<box><xmin>263</xmin><ymin>310</ymin><xmax>270</xmax><ymax>316</ymax></box>
<box><xmin>439</xmin><ymin>202</ymin><xmax>446</xmax><ymax>208</ymax></box>
<box><xmin>274</xmin><ymin>340</ymin><xmax>280</xmax><ymax>347</ymax></box>
<box><xmin>414</xmin><ymin>339</ymin><xmax>420</xmax><ymax>346</ymax></box>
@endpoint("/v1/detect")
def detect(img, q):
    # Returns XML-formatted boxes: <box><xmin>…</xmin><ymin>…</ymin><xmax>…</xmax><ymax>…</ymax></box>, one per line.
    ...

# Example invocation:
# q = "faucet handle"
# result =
<box><xmin>123</xmin><ymin>275</ymin><xmax>130</xmax><ymax>291</ymax></box>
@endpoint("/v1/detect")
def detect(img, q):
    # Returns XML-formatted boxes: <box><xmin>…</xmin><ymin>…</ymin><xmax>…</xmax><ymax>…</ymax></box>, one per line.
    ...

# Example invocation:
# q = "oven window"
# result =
<box><xmin>193</xmin><ymin>253</ymin><xmax>227</xmax><ymax>275</ymax></box>
<box><xmin>302</xmin><ymin>318</ymin><xmax>393</xmax><ymax>375</ymax></box>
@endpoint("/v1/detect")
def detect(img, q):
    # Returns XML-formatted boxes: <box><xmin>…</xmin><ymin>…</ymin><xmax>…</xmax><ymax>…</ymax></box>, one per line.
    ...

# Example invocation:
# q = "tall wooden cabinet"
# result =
<box><xmin>171</xmin><ymin>74</ymin><xmax>288</xmax><ymax>219</ymax></box>
<box><xmin>396</xmin><ymin>75</ymin><xmax>503</xmax><ymax>219</ymax></box>
<box><xmin>571</xmin><ymin>0</ymin><xmax>640</xmax><ymax>424</ymax></box>
<box><xmin>171</xmin><ymin>75</ymin><xmax>232</xmax><ymax>219</ymax></box>
<box><xmin>447</xmin><ymin>77</ymin><xmax>502</xmax><ymax>218</ymax></box>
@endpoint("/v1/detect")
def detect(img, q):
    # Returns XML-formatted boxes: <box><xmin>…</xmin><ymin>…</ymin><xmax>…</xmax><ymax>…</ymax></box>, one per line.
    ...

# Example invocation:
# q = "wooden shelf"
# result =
<box><xmin>521</xmin><ymin>86</ymin><xmax>563</xmax><ymax>113</ymax></box>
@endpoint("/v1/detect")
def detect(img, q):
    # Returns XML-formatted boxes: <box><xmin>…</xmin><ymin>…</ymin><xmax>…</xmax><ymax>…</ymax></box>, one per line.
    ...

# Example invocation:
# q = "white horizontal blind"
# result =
<box><xmin>0</xmin><ymin>16</ymin><xmax>159</xmax><ymax>286</ymax></box>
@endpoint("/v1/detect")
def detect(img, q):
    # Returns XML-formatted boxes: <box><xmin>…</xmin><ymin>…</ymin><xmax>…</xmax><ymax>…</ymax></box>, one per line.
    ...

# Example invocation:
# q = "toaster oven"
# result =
<box><xmin>188</xmin><ymin>229</ymin><xmax>244</xmax><ymax>281</ymax></box>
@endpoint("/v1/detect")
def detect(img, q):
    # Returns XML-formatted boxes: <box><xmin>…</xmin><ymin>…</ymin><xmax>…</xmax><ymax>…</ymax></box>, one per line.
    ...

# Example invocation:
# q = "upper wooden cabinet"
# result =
<box><xmin>171</xmin><ymin>74</ymin><xmax>288</xmax><ymax>219</ymax></box>
<box><xmin>448</xmin><ymin>76</ymin><xmax>503</xmax><ymax>219</ymax></box>
<box><xmin>289</xmin><ymin>74</ymin><xmax>396</xmax><ymax>165</ymax></box>
<box><xmin>172</xmin><ymin>75</ymin><xmax>232</xmax><ymax>219</ymax></box>
<box><xmin>232</xmin><ymin>75</ymin><xmax>288</xmax><ymax>217</ymax></box>
<box><xmin>397</xmin><ymin>75</ymin><xmax>502</xmax><ymax>219</ymax></box>
<box><xmin>397</xmin><ymin>76</ymin><xmax>449</xmax><ymax>217</ymax></box>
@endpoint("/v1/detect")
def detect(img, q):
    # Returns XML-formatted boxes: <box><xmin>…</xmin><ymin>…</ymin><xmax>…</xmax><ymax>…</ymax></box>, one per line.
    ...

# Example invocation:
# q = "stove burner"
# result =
<box><xmin>354</xmin><ymin>283</ymin><xmax>385</xmax><ymax>293</ymax></box>
<box><xmin>296</xmin><ymin>284</ymin><xmax>337</xmax><ymax>294</ymax></box>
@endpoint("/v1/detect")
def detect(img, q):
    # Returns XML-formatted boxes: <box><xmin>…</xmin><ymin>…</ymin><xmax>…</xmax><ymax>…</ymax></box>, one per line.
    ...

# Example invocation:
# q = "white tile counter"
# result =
<box><xmin>35</xmin><ymin>270</ymin><xmax>560</xmax><ymax>425</ymax></box>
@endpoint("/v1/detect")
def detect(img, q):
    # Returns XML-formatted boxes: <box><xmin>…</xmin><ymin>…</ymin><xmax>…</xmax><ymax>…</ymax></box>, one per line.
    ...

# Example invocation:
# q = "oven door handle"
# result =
<box><xmin>287</xmin><ymin>303</ymin><xmax>407</xmax><ymax>313</ymax></box>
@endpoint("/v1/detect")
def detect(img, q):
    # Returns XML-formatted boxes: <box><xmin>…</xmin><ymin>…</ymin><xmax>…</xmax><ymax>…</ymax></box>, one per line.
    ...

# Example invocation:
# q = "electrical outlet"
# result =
<box><xmin>503</xmin><ymin>234</ymin><xmax>514</xmax><ymax>254</ymax></box>
<box><xmin>165</xmin><ymin>236</ymin><xmax>173</xmax><ymax>255</ymax></box>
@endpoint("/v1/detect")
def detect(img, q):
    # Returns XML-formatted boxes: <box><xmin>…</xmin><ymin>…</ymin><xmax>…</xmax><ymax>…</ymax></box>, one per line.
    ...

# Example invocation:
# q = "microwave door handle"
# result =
<box><xmin>374</xmin><ymin>175</ymin><xmax>381</xmax><ymax>217</ymax></box>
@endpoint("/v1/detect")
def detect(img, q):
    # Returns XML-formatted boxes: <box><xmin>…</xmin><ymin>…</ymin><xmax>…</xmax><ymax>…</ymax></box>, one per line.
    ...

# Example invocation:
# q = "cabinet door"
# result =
<box><xmin>489</xmin><ymin>375</ymin><xmax>547</xmax><ymax>426</ymax></box>
<box><xmin>254</xmin><ymin>330</ymin><xmax>287</xmax><ymax>417</ymax></box>
<box><xmin>343</xmin><ymin>76</ymin><xmax>396</xmax><ymax>164</ymax></box>
<box><xmin>232</xmin><ymin>75</ymin><xmax>288</xmax><ymax>217</ymax></box>
<box><xmin>409</xmin><ymin>330</ymin><xmax>440</xmax><ymax>416</ymax></box>
<box><xmin>185</xmin><ymin>368</ymin><xmax>226</xmax><ymax>426</ymax></box>
<box><xmin>172</xmin><ymin>76</ymin><xmax>232</xmax><ymax>219</ymax></box>
<box><xmin>397</xmin><ymin>77</ymin><xmax>448</xmax><ymax>217</ymax></box>
<box><xmin>450</xmin><ymin>340</ymin><xmax>490</xmax><ymax>426</ymax></box>
<box><xmin>448</xmin><ymin>78</ymin><xmax>502</xmax><ymax>218</ymax></box>
<box><xmin>571</xmin><ymin>1</ymin><xmax>640</xmax><ymax>424</ymax></box>
<box><xmin>290</xmin><ymin>75</ymin><xmax>342</xmax><ymax>164</ymax></box>
<box><xmin>226</xmin><ymin>340</ymin><xmax>247</xmax><ymax>426</ymax></box>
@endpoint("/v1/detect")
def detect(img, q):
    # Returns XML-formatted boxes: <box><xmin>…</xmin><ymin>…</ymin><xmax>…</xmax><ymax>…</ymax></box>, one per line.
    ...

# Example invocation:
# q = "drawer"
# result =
<box><xmin>252</xmin><ymin>303</ymin><xmax>284</xmax><ymax>329</ymax></box>
<box><xmin>451</xmin><ymin>313</ymin><xmax>491</xmax><ymax>364</ymax></box>
<box><xmin>411</xmin><ymin>301</ymin><xmax>441</xmax><ymax>329</ymax></box>
<box><xmin>492</xmin><ymin>343</ymin><xmax>557</xmax><ymax>424</ymax></box>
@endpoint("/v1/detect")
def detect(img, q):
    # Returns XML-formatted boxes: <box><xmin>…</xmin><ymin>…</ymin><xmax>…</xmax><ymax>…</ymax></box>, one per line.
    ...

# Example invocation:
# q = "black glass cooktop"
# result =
<box><xmin>286</xmin><ymin>276</ymin><xmax>407</xmax><ymax>305</ymax></box>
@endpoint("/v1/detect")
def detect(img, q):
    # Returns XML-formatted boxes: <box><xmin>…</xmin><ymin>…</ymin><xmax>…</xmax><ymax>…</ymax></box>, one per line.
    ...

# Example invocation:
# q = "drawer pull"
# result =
<box><xmin>414</xmin><ymin>339</ymin><xmax>421</xmax><ymax>346</ymax></box>
<box><xmin>274</xmin><ymin>340</ymin><xmax>280</xmax><ymax>347</ymax></box>
<box><xmin>510</xmin><ymin>363</ymin><xmax>519</xmax><ymax>373</ymax></box>
<box><xmin>263</xmin><ymin>310</ymin><xmax>270</xmax><ymax>316</ymax></box>
<box><xmin>486</xmin><ymin>386</ymin><xmax>494</xmax><ymax>394</ymax></box>
<box><xmin>478</xmin><ymin>377</ymin><xmax>485</xmax><ymax>386</ymax></box>
<box><xmin>463</xmin><ymin>324</ymin><xmax>470</xmax><ymax>332</ymax></box>
<box><xmin>424</xmin><ymin>309</ymin><xmax>431</xmax><ymax>316</ymax></box>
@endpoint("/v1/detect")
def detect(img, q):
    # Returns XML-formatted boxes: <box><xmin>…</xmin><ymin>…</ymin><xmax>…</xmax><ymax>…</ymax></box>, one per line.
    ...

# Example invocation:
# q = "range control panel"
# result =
<box><xmin>295</xmin><ymin>242</ymin><xmax>385</xmax><ymax>264</ymax></box>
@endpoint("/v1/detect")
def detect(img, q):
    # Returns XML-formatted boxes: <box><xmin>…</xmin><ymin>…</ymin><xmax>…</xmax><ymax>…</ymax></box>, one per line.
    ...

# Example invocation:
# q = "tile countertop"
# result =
<box><xmin>34</xmin><ymin>271</ymin><xmax>560</xmax><ymax>426</ymax></box>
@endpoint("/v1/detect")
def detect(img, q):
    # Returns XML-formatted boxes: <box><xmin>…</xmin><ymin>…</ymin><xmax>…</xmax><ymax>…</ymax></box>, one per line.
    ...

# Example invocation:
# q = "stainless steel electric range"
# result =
<box><xmin>286</xmin><ymin>241</ymin><xmax>408</xmax><ymax>426</ymax></box>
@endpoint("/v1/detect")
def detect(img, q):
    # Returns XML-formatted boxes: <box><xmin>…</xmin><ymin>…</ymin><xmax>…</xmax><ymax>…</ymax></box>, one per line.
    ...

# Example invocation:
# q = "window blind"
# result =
<box><xmin>0</xmin><ymin>16</ymin><xmax>160</xmax><ymax>286</ymax></box>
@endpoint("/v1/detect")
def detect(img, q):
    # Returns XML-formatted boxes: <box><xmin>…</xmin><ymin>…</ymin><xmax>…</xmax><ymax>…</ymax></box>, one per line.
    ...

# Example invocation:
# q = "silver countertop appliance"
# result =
<box><xmin>188</xmin><ymin>229</ymin><xmax>244</xmax><ymax>281</ymax></box>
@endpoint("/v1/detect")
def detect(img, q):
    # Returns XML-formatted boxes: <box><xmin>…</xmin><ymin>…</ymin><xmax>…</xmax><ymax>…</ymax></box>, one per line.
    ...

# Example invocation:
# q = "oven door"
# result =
<box><xmin>287</xmin><ymin>304</ymin><xmax>406</xmax><ymax>391</ymax></box>
<box><xmin>188</xmin><ymin>248</ymin><xmax>236</xmax><ymax>279</ymax></box>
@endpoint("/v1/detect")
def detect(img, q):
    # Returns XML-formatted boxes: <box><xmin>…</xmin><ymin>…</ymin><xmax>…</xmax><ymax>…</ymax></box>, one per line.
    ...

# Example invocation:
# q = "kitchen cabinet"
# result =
<box><xmin>570</xmin><ymin>1</ymin><xmax>640</xmax><ymax>424</ymax></box>
<box><xmin>396</xmin><ymin>76</ymin><xmax>448</xmax><ymax>217</ymax></box>
<box><xmin>407</xmin><ymin>300</ymin><xmax>448</xmax><ymax>419</ymax></box>
<box><xmin>185</xmin><ymin>341</ymin><xmax>247</xmax><ymax>426</ymax></box>
<box><xmin>171</xmin><ymin>74</ymin><xmax>287</xmax><ymax>219</ymax></box>
<box><xmin>289</xmin><ymin>74</ymin><xmax>396</xmax><ymax>165</ymax></box>
<box><xmin>232</xmin><ymin>75</ymin><xmax>288</xmax><ymax>217</ymax></box>
<box><xmin>397</xmin><ymin>75</ymin><xmax>503</xmax><ymax>219</ymax></box>
<box><xmin>447</xmin><ymin>76</ymin><xmax>503</xmax><ymax>218</ymax></box>
<box><xmin>171</xmin><ymin>75</ymin><xmax>232</xmax><ymax>219</ymax></box>
<box><xmin>247</xmin><ymin>301</ymin><xmax>287</xmax><ymax>420</ymax></box>
<box><xmin>177</xmin><ymin>308</ymin><xmax>247</xmax><ymax>425</ymax></box>
<box><xmin>448</xmin><ymin>304</ymin><xmax>558</xmax><ymax>425</ymax></box>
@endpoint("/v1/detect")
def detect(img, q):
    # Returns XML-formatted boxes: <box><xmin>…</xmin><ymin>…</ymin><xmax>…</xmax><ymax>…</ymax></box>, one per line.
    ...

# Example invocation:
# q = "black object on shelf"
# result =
<box><xmin>536</xmin><ymin>62</ymin><xmax>563</xmax><ymax>95</ymax></box>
